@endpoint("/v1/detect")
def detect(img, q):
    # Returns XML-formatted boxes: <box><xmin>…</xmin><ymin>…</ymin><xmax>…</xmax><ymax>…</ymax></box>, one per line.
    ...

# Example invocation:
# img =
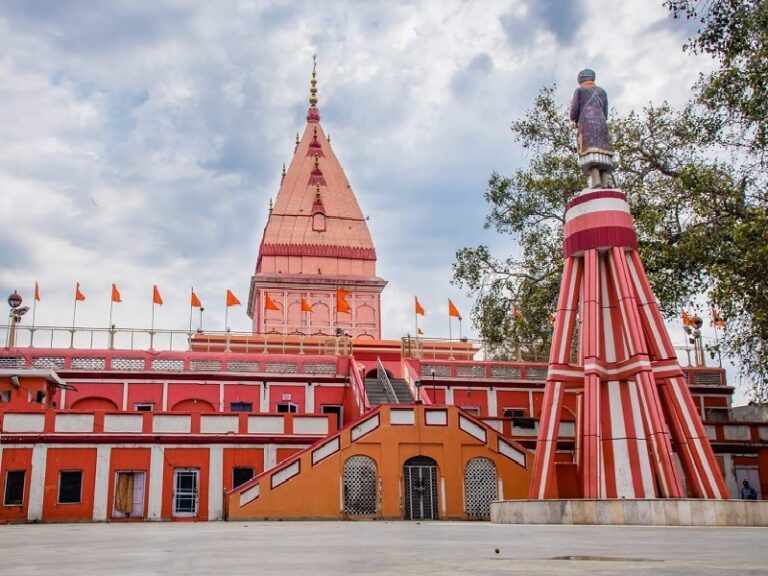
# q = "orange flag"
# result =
<box><xmin>681</xmin><ymin>309</ymin><xmax>692</xmax><ymax>327</ymax></box>
<box><xmin>336</xmin><ymin>288</ymin><xmax>351</xmax><ymax>314</ymax></box>
<box><xmin>75</xmin><ymin>282</ymin><xmax>86</xmax><ymax>302</ymax></box>
<box><xmin>191</xmin><ymin>289</ymin><xmax>202</xmax><ymax>308</ymax></box>
<box><xmin>264</xmin><ymin>292</ymin><xmax>281</xmax><ymax>311</ymax></box>
<box><xmin>152</xmin><ymin>285</ymin><xmax>163</xmax><ymax>306</ymax></box>
<box><xmin>34</xmin><ymin>281</ymin><xmax>41</xmax><ymax>301</ymax></box>
<box><xmin>226</xmin><ymin>290</ymin><xmax>241</xmax><ymax>307</ymax></box>
<box><xmin>711</xmin><ymin>308</ymin><xmax>726</xmax><ymax>329</ymax></box>
<box><xmin>301</xmin><ymin>298</ymin><xmax>314</xmax><ymax>313</ymax></box>
<box><xmin>415</xmin><ymin>296</ymin><xmax>425</xmax><ymax>316</ymax></box>
<box><xmin>111</xmin><ymin>283</ymin><xmax>122</xmax><ymax>303</ymax></box>
<box><xmin>448</xmin><ymin>299</ymin><xmax>461</xmax><ymax>319</ymax></box>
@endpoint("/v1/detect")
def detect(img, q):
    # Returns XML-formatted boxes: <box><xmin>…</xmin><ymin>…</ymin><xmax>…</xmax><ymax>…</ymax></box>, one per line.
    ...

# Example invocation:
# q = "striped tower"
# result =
<box><xmin>529</xmin><ymin>188</ymin><xmax>729</xmax><ymax>500</ymax></box>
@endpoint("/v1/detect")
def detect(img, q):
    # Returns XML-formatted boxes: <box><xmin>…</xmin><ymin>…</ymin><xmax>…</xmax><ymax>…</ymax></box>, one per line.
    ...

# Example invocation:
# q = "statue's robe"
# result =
<box><xmin>570</xmin><ymin>84</ymin><xmax>613</xmax><ymax>167</ymax></box>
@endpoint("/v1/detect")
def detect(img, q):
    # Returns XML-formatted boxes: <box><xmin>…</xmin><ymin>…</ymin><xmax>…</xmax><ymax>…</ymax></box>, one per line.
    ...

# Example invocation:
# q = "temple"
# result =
<box><xmin>248</xmin><ymin>60</ymin><xmax>386</xmax><ymax>339</ymax></box>
<box><xmin>0</xmin><ymin>65</ymin><xmax>767</xmax><ymax>525</ymax></box>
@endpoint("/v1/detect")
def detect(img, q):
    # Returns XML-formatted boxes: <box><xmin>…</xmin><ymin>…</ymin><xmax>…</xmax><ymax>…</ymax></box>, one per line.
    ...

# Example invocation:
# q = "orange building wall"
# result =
<box><xmin>43</xmin><ymin>448</ymin><xmax>97</xmax><ymax>522</ymax></box>
<box><xmin>161</xmin><ymin>449</ymin><xmax>210</xmax><ymax>521</ymax></box>
<box><xmin>223</xmin><ymin>448</ymin><xmax>264</xmax><ymax>491</ymax></box>
<box><xmin>0</xmin><ymin>448</ymin><xmax>33</xmax><ymax>522</ymax></box>
<box><xmin>227</xmin><ymin>406</ymin><xmax>532</xmax><ymax>520</ymax></box>
<box><xmin>107</xmin><ymin>448</ymin><xmax>151</xmax><ymax>521</ymax></box>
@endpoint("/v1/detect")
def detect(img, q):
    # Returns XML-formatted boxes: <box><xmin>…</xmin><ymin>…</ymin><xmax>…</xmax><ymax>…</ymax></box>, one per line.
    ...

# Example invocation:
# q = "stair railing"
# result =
<box><xmin>376</xmin><ymin>356</ymin><xmax>399</xmax><ymax>404</ymax></box>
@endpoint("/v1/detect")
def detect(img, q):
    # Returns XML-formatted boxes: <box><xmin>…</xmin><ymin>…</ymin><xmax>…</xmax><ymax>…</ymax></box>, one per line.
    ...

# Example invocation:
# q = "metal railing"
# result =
<box><xmin>376</xmin><ymin>356</ymin><xmax>399</xmax><ymax>404</ymax></box>
<box><xmin>1</xmin><ymin>324</ymin><xmax>351</xmax><ymax>355</ymax></box>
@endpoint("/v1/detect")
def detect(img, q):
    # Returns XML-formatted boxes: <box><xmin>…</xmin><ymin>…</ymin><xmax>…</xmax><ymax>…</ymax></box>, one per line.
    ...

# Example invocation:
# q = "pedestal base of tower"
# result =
<box><xmin>491</xmin><ymin>499</ymin><xmax>768</xmax><ymax>526</ymax></box>
<box><xmin>529</xmin><ymin>188</ymin><xmax>729</xmax><ymax>500</ymax></box>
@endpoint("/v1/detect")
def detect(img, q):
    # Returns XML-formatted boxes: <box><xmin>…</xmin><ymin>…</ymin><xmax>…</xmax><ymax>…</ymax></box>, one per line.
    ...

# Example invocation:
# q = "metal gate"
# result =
<box><xmin>465</xmin><ymin>457</ymin><xmax>497</xmax><ymax>518</ymax></box>
<box><xmin>403</xmin><ymin>456</ymin><xmax>438</xmax><ymax>520</ymax></box>
<box><xmin>343</xmin><ymin>455</ymin><xmax>378</xmax><ymax>515</ymax></box>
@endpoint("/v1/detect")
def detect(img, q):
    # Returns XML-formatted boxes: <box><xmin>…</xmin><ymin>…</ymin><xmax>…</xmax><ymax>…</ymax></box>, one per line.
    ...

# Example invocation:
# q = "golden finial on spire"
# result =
<box><xmin>269</xmin><ymin>198</ymin><xmax>273</xmax><ymax>213</ymax></box>
<box><xmin>281</xmin><ymin>163</ymin><xmax>286</xmax><ymax>183</ymax></box>
<box><xmin>309</xmin><ymin>54</ymin><xmax>318</xmax><ymax>107</ymax></box>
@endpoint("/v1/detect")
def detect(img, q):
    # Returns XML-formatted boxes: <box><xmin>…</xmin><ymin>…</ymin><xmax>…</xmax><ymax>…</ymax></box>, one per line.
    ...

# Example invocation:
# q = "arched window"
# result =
<box><xmin>465</xmin><ymin>457</ymin><xmax>497</xmax><ymax>518</ymax></box>
<box><xmin>343</xmin><ymin>455</ymin><xmax>377</xmax><ymax>516</ymax></box>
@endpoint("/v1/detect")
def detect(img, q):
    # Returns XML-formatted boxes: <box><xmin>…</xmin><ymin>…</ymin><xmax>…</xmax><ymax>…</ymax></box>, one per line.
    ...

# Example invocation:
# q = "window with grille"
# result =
<box><xmin>173</xmin><ymin>469</ymin><xmax>199</xmax><ymax>517</ymax></box>
<box><xmin>343</xmin><ymin>456</ymin><xmax>377</xmax><ymax>515</ymax></box>
<box><xmin>276</xmin><ymin>402</ymin><xmax>298</xmax><ymax>413</ymax></box>
<box><xmin>233</xmin><ymin>467</ymin><xmax>255</xmax><ymax>488</ymax></box>
<box><xmin>134</xmin><ymin>403</ymin><xmax>154</xmax><ymax>412</ymax></box>
<box><xmin>502</xmin><ymin>408</ymin><xmax>526</xmax><ymax>418</ymax></box>
<box><xmin>58</xmin><ymin>471</ymin><xmax>83</xmax><ymax>504</ymax></box>
<box><xmin>4</xmin><ymin>470</ymin><xmax>25</xmax><ymax>506</ymax></box>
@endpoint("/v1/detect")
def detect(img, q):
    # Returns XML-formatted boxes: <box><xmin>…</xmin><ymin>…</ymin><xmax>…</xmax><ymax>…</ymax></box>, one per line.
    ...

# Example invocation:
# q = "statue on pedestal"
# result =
<box><xmin>569</xmin><ymin>68</ymin><xmax>614</xmax><ymax>188</ymax></box>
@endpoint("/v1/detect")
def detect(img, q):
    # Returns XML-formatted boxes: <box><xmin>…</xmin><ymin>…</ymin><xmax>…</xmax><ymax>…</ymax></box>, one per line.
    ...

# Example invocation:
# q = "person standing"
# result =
<box><xmin>740</xmin><ymin>479</ymin><xmax>758</xmax><ymax>500</ymax></box>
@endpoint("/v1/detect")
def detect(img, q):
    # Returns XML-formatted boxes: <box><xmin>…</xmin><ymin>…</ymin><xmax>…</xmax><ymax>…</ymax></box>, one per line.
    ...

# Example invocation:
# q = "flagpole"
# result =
<box><xmin>109</xmin><ymin>299</ymin><xmax>114</xmax><ymax>328</ymax></box>
<box><xmin>448</xmin><ymin>316</ymin><xmax>452</xmax><ymax>341</ymax></box>
<box><xmin>224</xmin><ymin>296</ymin><xmax>229</xmax><ymax>331</ymax></box>
<box><xmin>72</xmin><ymin>299</ymin><xmax>78</xmax><ymax>330</ymax></box>
<box><xmin>189</xmin><ymin>287</ymin><xmax>194</xmax><ymax>333</ymax></box>
<box><xmin>459</xmin><ymin>317</ymin><xmax>462</xmax><ymax>339</ymax></box>
<box><xmin>32</xmin><ymin>298</ymin><xmax>37</xmax><ymax>329</ymax></box>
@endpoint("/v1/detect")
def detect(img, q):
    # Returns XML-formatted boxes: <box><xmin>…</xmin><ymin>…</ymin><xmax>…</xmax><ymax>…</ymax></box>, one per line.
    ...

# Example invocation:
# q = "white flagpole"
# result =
<box><xmin>109</xmin><ymin>299</ymin><xmax>114</xmax><ymax>328</ymax></box>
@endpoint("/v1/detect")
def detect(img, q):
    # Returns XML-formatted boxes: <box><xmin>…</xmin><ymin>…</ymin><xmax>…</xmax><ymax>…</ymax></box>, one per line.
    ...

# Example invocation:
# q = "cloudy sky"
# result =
<box><xmin>0</xmin><ymin>1</ymin><xmax>725</xmax><ymax>364</ymax></box>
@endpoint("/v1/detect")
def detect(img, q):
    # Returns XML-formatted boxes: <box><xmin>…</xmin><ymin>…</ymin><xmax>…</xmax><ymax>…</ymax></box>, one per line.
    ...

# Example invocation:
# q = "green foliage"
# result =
<box><xmin>667</xmin><ymin>0</ymin><xmax>768</xmax><ymax>156</ymax></box>
<box><xmin>452</xmin><ymin>84</ymin><xmax>768</xmax><ymax>398</ymax></box>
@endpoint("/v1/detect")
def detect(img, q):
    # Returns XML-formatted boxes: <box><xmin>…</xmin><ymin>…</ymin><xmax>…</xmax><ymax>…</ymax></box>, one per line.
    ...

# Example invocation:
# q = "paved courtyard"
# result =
<box><xmin>1</xmin><ymin>521</ymin><xmax>766</xmax><ymax>575</ymax></box>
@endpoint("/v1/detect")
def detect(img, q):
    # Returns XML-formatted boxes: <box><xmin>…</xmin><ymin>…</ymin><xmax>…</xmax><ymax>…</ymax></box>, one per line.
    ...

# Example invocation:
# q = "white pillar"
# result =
<box><xmin>264</xmin><ymin>444</ymin><xmax>277</xmax><ymax>470</ymax></box>
<box><xmin>92</xmin><ymin>445</ymin><xmax>111</xmax><ymax>520</ymax></box>
<box><xmin>219</xmin><ymin>382</ymin><xmax>225</xmax><ymax>412</ymax></box>
<box><xmin>122</xmin><ymin>382</ymin><xmax>129</xmax><ymax>411</ymax></box>
<box><xmin>260</xmin><ymin>383</ymin><xmax>270</xmax><ymax>413</ymax></box>
<box><xmin>147</xmin><ymin>445</ymin><xmax>164</xmax><ymax>520</ymax></box>
<box><xmin>305</xmin><ymin>383</ymin><xmax>315</xmax><ymax>413</ymax></box>
<box><xmin>27</xmin><ymin>444</ymin><xmax>47</xmax><ymax>521</ymax></box>
<box><xmin>162</xmin><ymin>382</ymin><xmax>169</xmax><ymax>411</ymax></box>
<box><xmin>445</xmin><ymin>387</ymin><xmax>454</xmax><ymax>405</ymax></box>
<box><xmin>208</xmin><ymin>446</ymin><xmax>224</xmax><ymax>520</ymax></box>
<box><xmin>487</xmin><ymin>388</ymin><xmax>498</xmax><ymax>417</ymax></box>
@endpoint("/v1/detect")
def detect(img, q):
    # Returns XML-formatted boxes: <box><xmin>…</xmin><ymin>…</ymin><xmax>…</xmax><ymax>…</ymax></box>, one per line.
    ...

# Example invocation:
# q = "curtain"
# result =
<box><xmin>115</xmin><ymin>473</ymin><xmax>134</xmax><ymax>515</ymax></box>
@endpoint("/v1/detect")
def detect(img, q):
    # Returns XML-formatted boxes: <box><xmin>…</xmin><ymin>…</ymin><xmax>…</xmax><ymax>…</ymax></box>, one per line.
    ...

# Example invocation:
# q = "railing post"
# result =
<box><xmin>109</xmin><ymin>325</ymin><xmax>116</xmax><ymax>350</ymax></box>
<box><xmin>225</xmin><ymin>328</ymin><xmax>231</xmax><ymax>353</ymax></box>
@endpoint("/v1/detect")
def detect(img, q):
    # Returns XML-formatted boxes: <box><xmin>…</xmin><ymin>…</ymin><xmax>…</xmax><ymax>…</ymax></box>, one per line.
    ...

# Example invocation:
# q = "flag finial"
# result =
<box><xmin>269</xmin><ymin>197</ymin><xmax>273</xmax><ymax>213</ymax></box>
<box><xmin>309</xmin><ymin>54</ymin><xmax>318</xmax><ymax>107</ymax></box>
<box><xmin>281</xmin><ymin>163</ymin><xmax>286</xmax><ymax>183</ymax></box>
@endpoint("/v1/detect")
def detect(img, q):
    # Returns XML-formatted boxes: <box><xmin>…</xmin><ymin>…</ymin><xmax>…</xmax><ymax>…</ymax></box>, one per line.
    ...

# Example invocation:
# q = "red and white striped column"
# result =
<box><xmin>529</xmin><ymin>188</ymin><xmax>728</xmax><ymax>499</ymax></box>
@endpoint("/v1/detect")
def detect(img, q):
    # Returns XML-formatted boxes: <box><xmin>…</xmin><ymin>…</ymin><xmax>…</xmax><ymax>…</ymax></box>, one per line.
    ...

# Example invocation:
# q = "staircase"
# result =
<box><xmin>364</xmin><ymin>377</ymin><xmax>414</xmax><ymax>406</ymax></box>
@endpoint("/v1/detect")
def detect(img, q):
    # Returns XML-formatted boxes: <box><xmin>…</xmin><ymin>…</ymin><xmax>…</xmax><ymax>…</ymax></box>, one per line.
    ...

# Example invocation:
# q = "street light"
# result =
<box><xmin>430</xmin><ymin>368</ymin><xmax>436</xmax><ymax>404</ymax></box>
<box><xmin>6</xmin><ymin>291</ymin><xmax>29</xmax><ymax>349</ymax></box>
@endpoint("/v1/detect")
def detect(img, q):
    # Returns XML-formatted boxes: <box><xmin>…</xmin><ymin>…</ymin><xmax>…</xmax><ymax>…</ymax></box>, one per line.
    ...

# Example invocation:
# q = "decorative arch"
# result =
<box><xmin>70</xmin><ymin>396</ymin><xmax>119</xmax><ymax>411</ymax></box>
<box><xmin>343</xmin><ymin>455</ymin><xmax>377</xmax><ymax>516</ymax></box>
<box><xmin>355</xmin><ymin>304</ymin><xmax>375</xmax><ymax>326</ymax></box>
<box><xmin>403</xmin><ymin>455</ymin><xmax>439</xmax><ymax>520</ymax></box>
<box><xmin>464</xmin><ymin>457</ymin><xmax>497</xmax><ymax>518</ymax></box>
<box><xmin>170</xmin><ymin>398</ymin><xmax>216</xmax><ymax>413</ymax></box>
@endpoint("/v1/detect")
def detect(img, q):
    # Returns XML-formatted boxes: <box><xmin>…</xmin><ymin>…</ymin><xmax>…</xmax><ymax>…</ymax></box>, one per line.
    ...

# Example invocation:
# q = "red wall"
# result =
<box><xmin>161</xmin><ymin>448</ymin><xmax>209</xmax><ymax>520</ymax></box>
<box><xmin>66</xmin><ymin>382</ymin><xmax>122</xmax><ymax>410</ymax></box>
<box><xmin>223</xmin><ymin>384</ymin><xmax>262</xmax><ymax>412</ymax></box>
<box><xmin>269</xmin><ymin>385</ymin><xmax>305</xmax><ymax>412</ymax></box>
<box><xmin>126</xmin><ymin>383</ymin><xmax>164</xmax><ymax>410</ymax></box>
<box><xmin>0</xmin><ymin>448</ymin><xmax>32</xmax><ymax>522</ymax></box>
<box><xmin>107</xmin><ymin>448</ymin><xmax>151</xmax><ymax>521</ymax></box>
<box><xmin>496</xmin><ymin>391</ymin><xmax>530</xmax><ymax>416</ymax></box>
<box><xmin>168</xmin><ymin>383</ymin><xmax>219</xmax><ymax>412</ymax></box>
<box><xmin>43</xmin><ymin>448</ymin><xmax>96</xmax><ymax>521</ymax></box>
<box><xmin>223</xmin><ymin>448</ymin><xmax>264</xmax><ymax>491</ymax></box>
<box><xmin>452</xmin><ymin>389</ymin><xmax>488</xmax><ymax>415</ymax></box>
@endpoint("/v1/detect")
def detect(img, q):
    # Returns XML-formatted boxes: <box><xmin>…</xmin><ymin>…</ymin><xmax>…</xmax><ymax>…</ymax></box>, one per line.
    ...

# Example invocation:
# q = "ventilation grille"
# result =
<box><xmin>228</xmin><ymin>361</ymin><xmax>260</xmax><ymax>373</ymax></box>
<box><xmin>151</xmin><ymin>359</ymin><xmax>184</xmax><ymax>372</ymax></box>
<box><xmin>31</xmin><ymin>356</ymin><xmax>65</xmax><ymax>369</ymax></box>
<box><xmin>71</xmin><ymin>357</ymin><xmax>106</xmax><ymax>370</ymax></box>
<box><xmin>111</xmin><ymin>358</ymin><xmax>146</xmax><ymax>371</ymax></box>
<box><xmin>492</xmin><ymin>366</ymin><xmax>521</xmax><ymax>379</ymax></box>
<box><xmin>190</xmin><ymin>360</ymin><xmax>222</xmax><ymax>372</ymax></box>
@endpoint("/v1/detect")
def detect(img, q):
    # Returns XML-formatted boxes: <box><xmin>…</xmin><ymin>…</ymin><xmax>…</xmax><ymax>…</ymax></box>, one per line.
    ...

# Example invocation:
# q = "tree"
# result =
<box><xmin>666</xmin><ymin>0</ymin><xmax>768</xmax><ymax>159</ymax></box>
<box><xmin>452</xmin><ymin>85</ymin><xmax>768</xmax><ymax>398</ymax></box>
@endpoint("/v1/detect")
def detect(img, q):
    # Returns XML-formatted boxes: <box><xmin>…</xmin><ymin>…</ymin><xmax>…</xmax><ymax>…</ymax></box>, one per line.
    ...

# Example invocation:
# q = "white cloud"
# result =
<box><xmin>0</xmin><ymin>0</ymin><xmax>737</xmax><ymax>389</ymax></box>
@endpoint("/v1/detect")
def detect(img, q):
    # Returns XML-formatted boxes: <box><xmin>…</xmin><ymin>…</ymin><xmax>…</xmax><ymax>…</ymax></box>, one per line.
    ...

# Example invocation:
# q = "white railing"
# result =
<box><xmin>376</xmin><ymin>356</ymin><xmax>399</xmax><ymax>404</ymax></box>
<box><xmin>1</xmin><ymin>324</ymin><xmax>351</xmax><ymax>355</ymax></box>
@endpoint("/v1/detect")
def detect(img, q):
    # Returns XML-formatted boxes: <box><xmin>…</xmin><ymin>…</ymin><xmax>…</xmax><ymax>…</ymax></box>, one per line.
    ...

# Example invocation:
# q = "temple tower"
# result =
<box><xmin>248</xmin><ymin>61</ymin><xmax>386</xmax><ymax>338</ymax></box>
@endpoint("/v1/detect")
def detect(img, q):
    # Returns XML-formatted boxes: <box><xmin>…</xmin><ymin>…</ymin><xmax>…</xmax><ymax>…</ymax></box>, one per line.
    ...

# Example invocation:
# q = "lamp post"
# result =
<box><xmin>6</xmin><ymin>291</ymin><xmax>30</xmax><ymax>349</ymax></box>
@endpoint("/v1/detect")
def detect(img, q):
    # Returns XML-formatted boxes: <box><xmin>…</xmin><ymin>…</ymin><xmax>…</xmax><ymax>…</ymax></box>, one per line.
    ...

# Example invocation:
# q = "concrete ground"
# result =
<box><xmin>1</xmin><ymin>521</ymin><xmax>766</xmax><ymax>575</ymax></box>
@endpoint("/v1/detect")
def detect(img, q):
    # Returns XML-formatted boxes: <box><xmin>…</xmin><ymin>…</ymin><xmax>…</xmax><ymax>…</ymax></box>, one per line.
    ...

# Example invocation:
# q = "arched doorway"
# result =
<box><xmin>343</xmin><ymin>455</ymin><xmax>377</xmax><ymax>516</ymax></box>
<box><xmin>464</xmin><ymin>457</ymin><xmax>497</xmax><ymax>519</ymax></box>
<box><xmin>403</xmin><ymin>456</ymin><xmax>438</xmax><ymax>520</ymax></box>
